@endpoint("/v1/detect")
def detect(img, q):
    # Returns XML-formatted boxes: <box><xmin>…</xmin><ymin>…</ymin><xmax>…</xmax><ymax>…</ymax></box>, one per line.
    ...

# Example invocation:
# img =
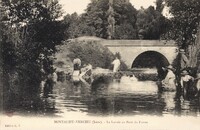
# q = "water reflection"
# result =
<box><xmin>87</xmin><ymin>94</ymin><xmax>165</xmax><ymax>116</ymax></box>
<box><xmin>4</xmin><ymin>74</ymin><xmax>200</xmax><ymax>117</ymax></box>
<box><xmin>38</xmin><ymin>75</ymin><xmax>200</xmax><ymax>117</ymax></box>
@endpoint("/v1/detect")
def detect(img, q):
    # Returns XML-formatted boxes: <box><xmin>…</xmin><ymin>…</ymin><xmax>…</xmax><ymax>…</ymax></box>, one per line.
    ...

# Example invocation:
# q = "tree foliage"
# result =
<box><xmin>164</xmin><ymin>0</ymin><xmax>200</xmax><ymax>68</ymax></box>
<box><xmin>115</xmin><ymin>23</ymin><xmax>137</xmax><ymax>39</ymax></box>
<box><xmin>1</xmin><ymin>0</ymin><xmax>66</xmax><ymax>103</ymax></box>
<box><xmin>77</xmin><ymin>0</ymin><xmax>137</xmax><ymax>39</ymax></box>
<box><xmin>164</xmin><ymin>0</ymin><xmax>200</xmax><ymax>48</ymax></box>
<box><xmin>63</xmin><ymin>0</ymin><xmax>168</xmax><ymax>40</ymax></box>
<box><xmin>65</xmin><ymin>40</ymin><xmax>127</xmax><ymax>70</ymax></box>
<box><xmin>136</xmin><ymin>6</ymin><xmax>169</xmax><ymax>39</ymax></box>
<box><xmin>63</xmin><ymin>13</ymin><xmax>96</xmax><ymax>39</ymax></box>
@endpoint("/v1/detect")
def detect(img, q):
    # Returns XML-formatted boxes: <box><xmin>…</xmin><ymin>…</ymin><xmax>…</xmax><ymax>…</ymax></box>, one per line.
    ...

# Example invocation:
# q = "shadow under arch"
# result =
<box><xmin>132</xmin><ymin>51</ymin><xmax>170</xmax><ymax>68</ymax></box>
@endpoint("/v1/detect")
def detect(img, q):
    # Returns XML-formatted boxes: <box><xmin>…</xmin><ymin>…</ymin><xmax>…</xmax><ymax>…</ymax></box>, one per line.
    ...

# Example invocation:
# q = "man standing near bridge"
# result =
<box><xmin>179</xmin><ymin>49</ymin><xmax>190</xmax><ymax>71</ymax></box>
<box><xmin>175</xmin><ymin>49</ymin><xmax>190</xmax><ymax>93</ymax></box>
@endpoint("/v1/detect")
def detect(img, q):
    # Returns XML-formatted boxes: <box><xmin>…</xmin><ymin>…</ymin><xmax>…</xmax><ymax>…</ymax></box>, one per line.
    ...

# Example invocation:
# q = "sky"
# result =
<box><xmin>59</xmin><ymin>0</ymin><xmax>156</xmax><ymax>15</ymax></box>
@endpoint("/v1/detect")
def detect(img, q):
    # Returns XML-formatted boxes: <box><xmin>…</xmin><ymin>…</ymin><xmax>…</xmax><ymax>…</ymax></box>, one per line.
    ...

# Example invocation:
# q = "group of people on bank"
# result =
<box><xmin>160</xmin><ymin>49</ymin><xmax>200</xmax><ymax>97</ymax></box>
<box><xmin>40</xmin><ymin>48</ymin><xmax>200</xmax><ymax>98</ymax></box>
<box><xmin>72</xmin><ymin>48</ymin><xmax>200</xmax><ymax>97</ymax></box>
<box><xmin>39</xmin><ymin>54</ymin><xmax>121</xmax><ymax>95</ymax></box>
<box><xmin>72</xmin><ymin>56</ymin><xmax>121</xmax><ymax>81</ymax></box>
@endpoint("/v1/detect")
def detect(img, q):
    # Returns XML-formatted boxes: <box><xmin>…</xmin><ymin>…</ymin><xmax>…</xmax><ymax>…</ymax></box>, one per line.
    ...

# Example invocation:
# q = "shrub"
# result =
<box><xmin>65</xmin><ymin>40</ymin><xmax>128</xmax><ymax>70</ymax></box>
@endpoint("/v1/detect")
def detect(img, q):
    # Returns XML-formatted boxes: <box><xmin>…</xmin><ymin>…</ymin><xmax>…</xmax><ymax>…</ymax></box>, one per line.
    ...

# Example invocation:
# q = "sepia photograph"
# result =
<box><xmin>0</xmin><ymin>0</ymin><xmax>200</xmax><ymax>130</ymax></box>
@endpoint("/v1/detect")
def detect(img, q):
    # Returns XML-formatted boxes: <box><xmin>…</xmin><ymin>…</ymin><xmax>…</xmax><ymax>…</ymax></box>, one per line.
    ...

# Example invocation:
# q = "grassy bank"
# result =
<box><xmin>54</xmin><ymin>37</ymin><xmax>128</xmax><ymax>74</ymax></box>
<box><xmin>54</xmin><ymin>37</ymin><xmax>159</xmax><ymax>81</ymax></box>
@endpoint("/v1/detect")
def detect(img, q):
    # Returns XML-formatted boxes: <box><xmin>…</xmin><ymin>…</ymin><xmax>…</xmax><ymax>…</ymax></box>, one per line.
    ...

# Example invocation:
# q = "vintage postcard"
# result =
<box><xmin>0</xmin><ymin>0</ymin><xmax>200</xmax><ymax>130</ymax></box>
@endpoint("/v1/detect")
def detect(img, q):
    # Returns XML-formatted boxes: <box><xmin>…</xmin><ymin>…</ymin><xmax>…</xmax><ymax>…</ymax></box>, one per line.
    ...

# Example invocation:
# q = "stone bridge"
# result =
<box><xmin>100</xmin><ymin>40</ymin><xmax>178</xmax><ymax>69</ymax></box>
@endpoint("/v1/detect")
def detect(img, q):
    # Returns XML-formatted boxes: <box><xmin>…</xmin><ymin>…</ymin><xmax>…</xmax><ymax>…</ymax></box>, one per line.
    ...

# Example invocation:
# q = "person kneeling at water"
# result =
<box><xmin>181</xmin><ymin>70</ymin><xmax>195</xmax><ymax>95</ymax></box>
<box><xmin>161</xmin><ymin>65</ymin><xmax>176</xmax><ymax>90</ymax></box>
<box><xmin>80</xmin><ymin>63</ymin><xmax>92</xmax><ymax>79</ymax></box>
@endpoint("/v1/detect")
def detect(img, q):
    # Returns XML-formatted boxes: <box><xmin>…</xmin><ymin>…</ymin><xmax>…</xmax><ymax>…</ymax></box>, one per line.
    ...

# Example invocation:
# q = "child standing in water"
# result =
<box><xmin>72</xmin><ymin>58</ymin><xmax>81</xmax><ymax>81</ymax></box>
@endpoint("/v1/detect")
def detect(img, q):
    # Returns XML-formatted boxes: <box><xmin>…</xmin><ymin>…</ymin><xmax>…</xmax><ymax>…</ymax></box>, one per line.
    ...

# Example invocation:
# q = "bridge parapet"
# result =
<box><xmin>99</xmin><ymin>40</ymin><xmax>178</xmax><ymax>68</ymax></box>
<box><xmin>100</xmin><ymin>40</ymin><xmax>176</xmax><ymax>47</ymax></box>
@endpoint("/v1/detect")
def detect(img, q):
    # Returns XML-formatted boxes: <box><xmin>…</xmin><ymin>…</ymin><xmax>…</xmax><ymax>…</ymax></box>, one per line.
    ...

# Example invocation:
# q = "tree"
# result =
<box><xmin>136</xmin><ymin>5</ymin><xmax>169</xmax><ymax>39</ymax></box>
<box><xmin>163</xmin><ymin>0</ymin><xmax>200</xmax><ymax>95</ymax></box>
<box><xmin>1</xmin><ymin>0</ymin><xmax>66</xmax><ymax>107</ymax></box>
<box><xmin>113</xmin><ymin>0</ymin><xmax>137</xmax><ymax>39</ymax></box>
<box><xmin>156</xmin><ymin>0</ymin><xmax>165</xmax><ymax>12</ymax></box>
<box><xmin>107</xmin><ymin>0</ymin><xmax>115</xmax><ymax>39</ymax></box>
<box><xmin>63</xmin><ymin>13</ymin><xmax>95</xmax><ymax>39</ymax></box>
<box><xmin>164</xmin><ymin>0</ymin><xmax>200</xmax><ymax>67</ymax></box>
<box><xmin>115</xmin><ymin>23</ymin><xmax>137</xmax><ymax>39</ymax></box>
<box><xmin>82</xmin><ymin>0</ymin><xmax>137</xmax><ymax>39</ymax></box>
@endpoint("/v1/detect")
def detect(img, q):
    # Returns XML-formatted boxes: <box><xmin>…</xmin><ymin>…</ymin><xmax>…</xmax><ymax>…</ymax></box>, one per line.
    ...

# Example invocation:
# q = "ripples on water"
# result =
<box><xmin>31</xmin><ymin>75</ymin><xmax>200</xmax><ymax>118</ymax></box>
<box><xmin>5</xmin><ymin>73</ymin><xmax>199</xmax><ymax>117</ymax></box>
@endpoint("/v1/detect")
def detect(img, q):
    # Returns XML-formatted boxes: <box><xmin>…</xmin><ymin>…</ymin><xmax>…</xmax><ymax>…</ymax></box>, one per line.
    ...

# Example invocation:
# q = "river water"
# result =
<box><xmin>4</xmin><ymin>69</ymin><xmax>200</xmax><ymax>118</ymax></box>
<box><xmin>19</xmin><ymin>74</ymin><xmax>199</xmax><ymax>118</ymax></box>
<box><xmin>2</xmin><ymin>76</ymin><xmax>199</xmax><ymax>130</ymax></box>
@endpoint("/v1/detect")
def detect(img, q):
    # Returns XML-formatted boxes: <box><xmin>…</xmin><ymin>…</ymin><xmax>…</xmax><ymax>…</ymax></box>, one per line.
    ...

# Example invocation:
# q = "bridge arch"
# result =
<box><xmin>99</xmin><ymin>40</ymin><xmax>177</xmax><ymax>68</ymax></box>
<box><xmin>131</xmin><ymin>51</ymin><xmax>170</xmax><ymax>68</ymax></box>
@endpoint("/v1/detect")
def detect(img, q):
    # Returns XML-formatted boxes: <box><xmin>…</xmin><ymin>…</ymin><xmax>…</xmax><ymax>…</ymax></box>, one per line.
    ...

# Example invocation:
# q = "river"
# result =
<box><xmin>10</xmin><ymin>72</ymin><xmax>198</xmax><ymax>118</ymax></box>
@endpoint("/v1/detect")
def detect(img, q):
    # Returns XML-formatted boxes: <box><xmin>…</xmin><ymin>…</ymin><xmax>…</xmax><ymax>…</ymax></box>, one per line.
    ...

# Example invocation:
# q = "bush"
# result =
<box><xmin>65</xmin><ymin>40</ymin><xmax>128</xmax><ymax>70</ymax></box>
<box><xmin>134</xmin><ymin>73</ymin><xmax>158</xmax><ymax>81</ymax></box>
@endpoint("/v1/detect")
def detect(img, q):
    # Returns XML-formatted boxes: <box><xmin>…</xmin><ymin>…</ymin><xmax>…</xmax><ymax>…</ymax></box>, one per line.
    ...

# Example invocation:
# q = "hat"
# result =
<box><xmin>181</xmin><ymin>70</ymin><xmax>189</xmax><ymax>75</ymax></box>
<box><xmin>179</xmin><ymin>49</ymin><xmax>185</xmax><ymax>53</ymax></box>
<box><xmin>167</xmin><ymin>65</ymin><xmax>173</xmax><ymax>69</ymax></box>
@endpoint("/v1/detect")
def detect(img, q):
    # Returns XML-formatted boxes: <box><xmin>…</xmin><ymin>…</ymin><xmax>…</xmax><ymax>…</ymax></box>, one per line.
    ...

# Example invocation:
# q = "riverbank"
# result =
<box><xmin>53</xmin><ymin>37</ymin><xmax>159</xmax><ymax>81</ymax></box>
<box><xmin>54</xmin><ymin>37</ymin><xmax>127</xmax><ymax>75</ymax></box>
